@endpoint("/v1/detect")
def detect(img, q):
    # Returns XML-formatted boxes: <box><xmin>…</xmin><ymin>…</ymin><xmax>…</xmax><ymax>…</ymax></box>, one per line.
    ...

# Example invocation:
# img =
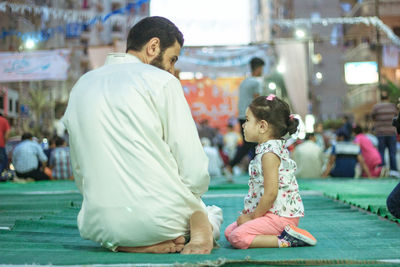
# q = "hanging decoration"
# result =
<box><xmin>0</xmin><ymin>0</ymin><xmax>149</xmax><ymax>42</ymax></box>
<box><xmin>272</xmin><ymin>16</ymin><xmax>400</xmax><ymax>47</ymax></box>
<box><xmin>176</xmin><ymin>44</ymin><xmax>274</xmax><ymax>77</ymax></box>
<box><xmin>1</xmin><ymin>1</ymin><xmax>399</xmax><ymax>48</ymax></box>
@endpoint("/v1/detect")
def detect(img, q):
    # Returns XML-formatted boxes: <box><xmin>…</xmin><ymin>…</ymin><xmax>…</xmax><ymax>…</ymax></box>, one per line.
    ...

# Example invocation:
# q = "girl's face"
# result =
<box><xmin>243</xmin><ymin>108</ymin><xmax>260</xmax><ymax>143</ymax></box>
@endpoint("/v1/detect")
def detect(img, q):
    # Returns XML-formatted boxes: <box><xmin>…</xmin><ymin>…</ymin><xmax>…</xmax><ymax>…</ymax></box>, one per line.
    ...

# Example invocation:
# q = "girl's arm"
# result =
<box><xmin>252</xmin><ymin>152</ymin><xmax>280</xmax><ymax>219</ymax></box>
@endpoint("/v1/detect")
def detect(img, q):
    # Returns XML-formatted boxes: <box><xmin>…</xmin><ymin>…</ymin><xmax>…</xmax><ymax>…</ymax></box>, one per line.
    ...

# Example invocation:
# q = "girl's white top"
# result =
<box><xmin>244</xmin><ymin>139</ymin><xmax>304</xmax><ymax>217</ymax></box>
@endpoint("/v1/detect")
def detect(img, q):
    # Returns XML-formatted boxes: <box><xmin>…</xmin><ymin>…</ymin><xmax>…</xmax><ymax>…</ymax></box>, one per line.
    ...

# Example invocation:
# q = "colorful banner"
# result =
<box><xmin>0</xmin><ymin>49</ymin><xmax>70</xmax><ymax>82</ymax></box>
<box><xmin>181</xmin><ymin>77</ymin><xmax>244</xmax><ymax>133</ymax></box>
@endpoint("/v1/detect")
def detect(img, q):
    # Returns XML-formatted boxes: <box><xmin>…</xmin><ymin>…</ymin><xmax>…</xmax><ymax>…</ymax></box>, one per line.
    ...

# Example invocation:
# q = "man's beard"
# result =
<box><xmin>150</xmin><ymin>50</ymin><xmax>166</xmax><ymax>71</ymax></box>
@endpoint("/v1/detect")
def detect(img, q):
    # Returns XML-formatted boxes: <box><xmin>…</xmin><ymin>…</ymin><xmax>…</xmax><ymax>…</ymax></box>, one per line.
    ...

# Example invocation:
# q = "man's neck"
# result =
<box><xmin>127</xmin><ymin>50</ymin><xmax>147</xmax><ymax>64</ymax></box>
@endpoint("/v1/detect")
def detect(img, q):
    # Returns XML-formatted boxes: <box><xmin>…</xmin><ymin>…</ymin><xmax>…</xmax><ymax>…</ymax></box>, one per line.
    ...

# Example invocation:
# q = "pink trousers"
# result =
<box><xmin>224</xmin><ymin>212</ymin><xmax>300</xmax><ymax>249</ymax></box>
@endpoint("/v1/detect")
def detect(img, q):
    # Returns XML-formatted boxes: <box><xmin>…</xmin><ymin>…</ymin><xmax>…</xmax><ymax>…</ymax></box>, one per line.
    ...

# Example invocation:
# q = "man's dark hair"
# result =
<box><xmin>353</xmin><ymin>124</ymin><xmax>363</xmax><ymax>135</ymax></box>
<box><xmin>55</xmin><ymin>137</ymin><xmax>65</xmax><ymax>147</ymax></box>
<box><xmin>250</xmin><ymin>57</ymin><xmax>265</xmax><ymax>72</ymax></box>
<box><xmin>381</xmin><ymin>91</ymin><xmax>389</xmax><ymax>100</ymax></box>
<box><xmin>336</xmin><ymin>129</ymin><xmax>347</xmax><ymax>139</ymax></box>
<box><xmin>126</xmin><ymin>16</ymin><xmax>184</xmax><ymax>53</ymax></box>
<box><xmin>305</xmin><ymin>133</ymin><xmax>315</xmax><ymax>140</ymax></box>
<box><xmin>21</xmin><ymin>132</ymin><xmax>33</xmax><ymax>141</ymax></box>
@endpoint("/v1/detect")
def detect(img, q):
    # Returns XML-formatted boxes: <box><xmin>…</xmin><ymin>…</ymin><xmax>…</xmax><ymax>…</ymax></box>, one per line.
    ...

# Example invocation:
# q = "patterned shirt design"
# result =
<box><xmin>243</xmin><ymin>139</ymin><xmax>304</xmax><ymax>218</ymax></box>
<box><xmin>50</xmin><ymin>147</ymin><xmax>73</xmax><ymax>179</ymax></box>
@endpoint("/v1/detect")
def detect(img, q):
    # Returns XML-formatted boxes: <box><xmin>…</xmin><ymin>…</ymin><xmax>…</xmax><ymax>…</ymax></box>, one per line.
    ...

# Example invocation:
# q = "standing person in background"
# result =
<box><xmin>339</xmin><ymin>115</ymin><xmax>353</xmax><ymax>142</ymax></box>
<box><xmin>197</xmin><ymin>119</ymin><xmax>216</xmax><ymax>143</ymax></box>
<box><xmin>0</xmin><ymin>113</ymin><xmax>10</xmax><ymax>174</ymax></box>
<box><xmin>227</xmin><ymin>57</ymin><xmax>265</xmax><ymax>173</ymax></box>
<box><xmin>371</xmin><ymin>91</ymin><xmax>399</xmax><ymax>177</ymax></box>
<box><xmin>314</xmin><ymin>122</ymin><xmax>326</xmax><ymax>151</ymax></box>
<box><xmin>293</xmin><ymin>133</ymin><xmax>324</xmax><ymax>178</ymax></box>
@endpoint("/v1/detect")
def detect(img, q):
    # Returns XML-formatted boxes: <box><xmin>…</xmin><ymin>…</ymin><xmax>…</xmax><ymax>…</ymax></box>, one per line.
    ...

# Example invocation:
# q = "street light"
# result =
<box><xmin>268</xmin><ymin>82</ymin><xmax>277</xmax><ymax>90</ymax></box>
<box><xmin>277</xmin><ymin>64</ymin><xmax>285</xmax><ymax>73</ymax></box>
<box><xmin>25</xmin><ymin>39</ymin><xmax>36</xmax><ymax>49</ymax></box>
<box><xmin>295</xmin><ymin>29</ymin><xmax>306</xmax><ymax>39</ymax></box>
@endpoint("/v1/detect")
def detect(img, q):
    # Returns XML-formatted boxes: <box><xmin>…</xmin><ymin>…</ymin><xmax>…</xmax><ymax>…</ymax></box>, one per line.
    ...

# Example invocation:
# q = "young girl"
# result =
<box><xmin>225</xmin><ymin>94</ymin><xmax>316</xmax><ymax>249</ymax></box>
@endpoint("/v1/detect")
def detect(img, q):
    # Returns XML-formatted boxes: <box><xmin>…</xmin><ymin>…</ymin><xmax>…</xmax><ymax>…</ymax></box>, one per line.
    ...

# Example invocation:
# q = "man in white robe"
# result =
<box><xmin>62</xmin><ymin>16</ymin><xmax>222</xmax><ymax>254</ymax></box>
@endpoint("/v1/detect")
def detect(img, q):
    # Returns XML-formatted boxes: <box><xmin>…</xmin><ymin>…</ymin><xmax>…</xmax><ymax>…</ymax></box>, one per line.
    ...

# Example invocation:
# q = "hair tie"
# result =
<box><xmin>266</xmin><ymin>94</ymin><xmax>276</xmax><ymax>101</ymax></box>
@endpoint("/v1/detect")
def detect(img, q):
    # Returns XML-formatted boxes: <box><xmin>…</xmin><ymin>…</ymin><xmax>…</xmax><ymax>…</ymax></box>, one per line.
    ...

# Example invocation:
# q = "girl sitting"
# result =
<box><xmin>225</xmin><ymin>94</ymin><xmax>316</xmax><ymax>249</ymax></box>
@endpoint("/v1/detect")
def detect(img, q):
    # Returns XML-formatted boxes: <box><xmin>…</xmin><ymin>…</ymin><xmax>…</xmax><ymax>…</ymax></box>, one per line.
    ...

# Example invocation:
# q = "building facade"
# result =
<box><xmin>343</xmin><ymin>0</ymin><xmax>400</xmax><ymax>125</ymax></box>
<box><xmin>0</xmin><ymin>0</ymin><xmax>149</xmax><ymax>136</ymax></box>
<box><xmin>270</xmin><ymin>0</ymin><xmax>400</xmax><ymax>125</ymax></box>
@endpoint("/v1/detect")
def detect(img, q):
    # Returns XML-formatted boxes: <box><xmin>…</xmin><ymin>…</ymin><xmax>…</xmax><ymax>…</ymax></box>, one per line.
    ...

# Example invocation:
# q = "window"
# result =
<box><xmin>393</xmin><ymin>27</ymin><xmax>400</xmax><ymax>38</ymax></box>
<box><xmin>9</xmin><ymin>99</ymin><xmax>12</xmax><ymax>112</ymax></box>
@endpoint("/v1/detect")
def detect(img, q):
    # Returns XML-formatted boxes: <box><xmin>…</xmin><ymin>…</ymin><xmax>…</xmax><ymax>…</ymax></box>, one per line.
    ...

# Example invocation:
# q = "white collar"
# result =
<box><xmin>104</xmin><ymin>53</ymin><xmax>142</xmax><ymax>65</ymax></box>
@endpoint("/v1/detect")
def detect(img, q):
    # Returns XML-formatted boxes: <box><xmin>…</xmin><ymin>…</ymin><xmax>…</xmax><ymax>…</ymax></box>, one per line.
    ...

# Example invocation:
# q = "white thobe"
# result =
<box><xmin>63</xmin><ymin>53</ymin><xmax>222</xmax><ymax>250</ymax></box>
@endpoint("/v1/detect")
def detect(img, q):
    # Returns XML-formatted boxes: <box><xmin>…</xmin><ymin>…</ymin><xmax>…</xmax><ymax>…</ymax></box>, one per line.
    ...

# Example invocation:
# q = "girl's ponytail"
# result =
<box><xmin>287</xmin><ymin>116</ymin><xmax>299</xmax><ymax>135</ymax></box>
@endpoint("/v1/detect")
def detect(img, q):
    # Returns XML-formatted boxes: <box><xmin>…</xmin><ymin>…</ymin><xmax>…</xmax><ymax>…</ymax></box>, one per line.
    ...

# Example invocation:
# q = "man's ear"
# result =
<box><xmin>146</xmin><ymin>37</ymin><xmax>161</xmax><ymax>58</ymax></box>
<box><xmin>259</xmin><ymin>120</ymin><xmax>269</xmax><ymax>133</ymax></box>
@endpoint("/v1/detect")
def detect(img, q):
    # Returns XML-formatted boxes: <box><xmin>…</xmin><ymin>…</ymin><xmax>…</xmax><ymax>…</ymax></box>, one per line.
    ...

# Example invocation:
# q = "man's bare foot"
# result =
<box><xmin>181</xmin><ymin>211</ymin><xmax>214</xmax><ymax>254</ymax></box>
<box><xmin>181</xmin><ymin>233</ymin><xmax>213</xmax><ymax>254</ymax></box>
<box><xmin>174</xmin><ymin>236</ymin><xmax>186</xmax><ymax>252</ymax></box>
<box><xmin>118</xmin><ymin>236</ymin><xmax>185</xmax><ymax>253</ymax></box>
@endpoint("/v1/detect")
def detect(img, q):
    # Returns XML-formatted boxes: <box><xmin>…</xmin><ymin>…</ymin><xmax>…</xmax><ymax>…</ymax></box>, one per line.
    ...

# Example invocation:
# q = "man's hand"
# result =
<box><xmin>236</xmin><ymin>213</ymin><xmax>253</xmax><ymax>226</ymax></box>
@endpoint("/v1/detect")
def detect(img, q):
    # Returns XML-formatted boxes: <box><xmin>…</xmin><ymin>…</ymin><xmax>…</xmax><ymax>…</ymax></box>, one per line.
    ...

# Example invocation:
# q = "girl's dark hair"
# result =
<box><xmin>126</xmin><ymin>16</ymin><xmax>184</xmax><ymax>53</ymax></box>
<box><xmin>248</xmin><ymin>95</ymin><xmax>299</xmax><ymax>138</ymax></box>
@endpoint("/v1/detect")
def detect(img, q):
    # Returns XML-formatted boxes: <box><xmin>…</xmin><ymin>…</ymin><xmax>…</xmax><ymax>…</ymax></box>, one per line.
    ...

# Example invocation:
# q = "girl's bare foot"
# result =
<box><xmin>118</xmin><ymin>236</ymin><xmax>185</xmax><ymax>253</ymax></box>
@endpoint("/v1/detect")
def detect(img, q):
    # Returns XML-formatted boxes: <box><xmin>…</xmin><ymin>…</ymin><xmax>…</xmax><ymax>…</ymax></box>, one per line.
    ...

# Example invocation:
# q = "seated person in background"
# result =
<box><xmin>12</xmin><ymin>132</ymin><xmax>50</xmax><ymax>181</ymax></box>
<box><xmin>353</xmin><ymin>124</ymin><xmax>384</xmax><ymax>178</ymax></box>
<box><xmin>293</xmin><ymin>133</ymin><xmax>324</xmax><ymax>178</ymax></box>
<box><xmin>43</xmin><ymin>137</ymin><xmax>56</xmax><ymax>163</ymax></box>
<box><xmin>386</xmin><ymin>99</ymin><xmax>400</xmax><ymax>218</ymax></box>
<box><xmin>49</xmin><ymin>137</ymin><xmax>73</xmax><ymax>180</ymax></box>
<box><xmin>322</xmin><ymin>130</ymin><xmax>371</xmax><ymax>178</ymax></box>
<box><xmin>201</xmin><ymin>137</ymin><xmax>223</xmax><ymax>177</ymax></box>
<box><xmin>223</xmin><ymin>124</ymin><xmax>241</xmax><ymax>160</ymax></box>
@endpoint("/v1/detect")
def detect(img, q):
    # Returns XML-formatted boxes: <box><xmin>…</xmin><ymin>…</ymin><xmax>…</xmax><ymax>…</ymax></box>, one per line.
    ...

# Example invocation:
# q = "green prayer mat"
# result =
<box><xmin>0</xmin><ymin>178</ymin><xmax>399</xmax><ymax>266</ymax></box>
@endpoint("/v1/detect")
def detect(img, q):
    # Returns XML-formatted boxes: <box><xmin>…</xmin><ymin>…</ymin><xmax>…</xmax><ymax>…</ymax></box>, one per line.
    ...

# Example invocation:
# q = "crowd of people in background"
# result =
<box><xmin>196</xmin><ymin>99</ymin><xmax>400</xmax><ymax>181</ymax></box>
<box><xmin>0</xmin><ymin>126</ymin><xmax>72</xmax><ymax>182</ymax></box>
<box><xmin>5</xmin><ymin>112</ymin><xmax>398</xmax><ymax>183</ymax></box>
